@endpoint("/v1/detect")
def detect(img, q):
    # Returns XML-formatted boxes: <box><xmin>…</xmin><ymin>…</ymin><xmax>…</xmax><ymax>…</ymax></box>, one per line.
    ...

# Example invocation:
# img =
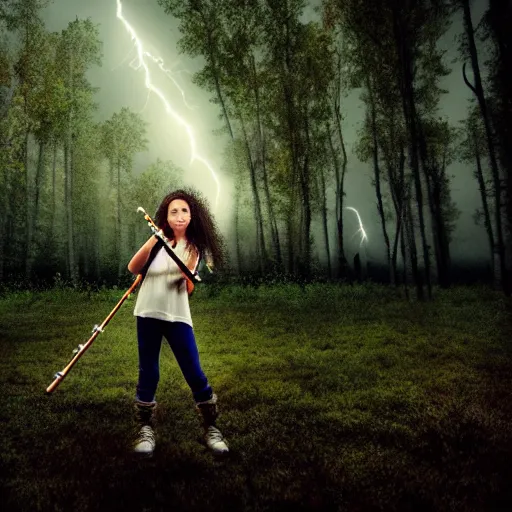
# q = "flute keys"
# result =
<box><xmin>72</xmin><ymin>344</ymin><xmax>84</xmax><ymax>355</ymax></box>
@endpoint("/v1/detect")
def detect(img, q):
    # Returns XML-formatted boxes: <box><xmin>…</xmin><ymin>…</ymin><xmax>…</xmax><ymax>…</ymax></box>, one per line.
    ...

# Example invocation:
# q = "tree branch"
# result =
<box><xmin>462</xmin><ymin>61</ymin><xmax>478</xmax><ymax>96</ymax></box>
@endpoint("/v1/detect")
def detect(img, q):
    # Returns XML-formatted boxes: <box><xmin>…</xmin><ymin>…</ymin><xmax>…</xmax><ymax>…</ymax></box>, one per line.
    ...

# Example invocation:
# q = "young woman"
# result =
<box><xmin>127</xmin><ymin>189</ymin><xmax>228</xmax><ymax>456</ymax></box>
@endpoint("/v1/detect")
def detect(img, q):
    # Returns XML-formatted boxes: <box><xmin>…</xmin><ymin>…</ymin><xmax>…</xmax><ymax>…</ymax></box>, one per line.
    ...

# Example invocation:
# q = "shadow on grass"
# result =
<box><xmin>214</xmin><ymin>327</ymin><xmax>512</xmax><ymax>511</ymax></box>
<box><xmin>1</xmin><ymin>392</ymin><xmax>255</xmax><ymax>512</ymax></box>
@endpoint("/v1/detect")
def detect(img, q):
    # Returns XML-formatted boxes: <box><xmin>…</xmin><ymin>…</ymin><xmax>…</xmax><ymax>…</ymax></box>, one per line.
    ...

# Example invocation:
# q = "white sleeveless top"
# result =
<box><xmin>133</xmin><ymin>240</ymin><xmax>199</xmax><ymax>327</ymax></box>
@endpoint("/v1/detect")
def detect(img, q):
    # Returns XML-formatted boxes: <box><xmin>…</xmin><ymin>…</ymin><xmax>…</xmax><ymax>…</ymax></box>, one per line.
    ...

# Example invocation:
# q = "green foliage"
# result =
<box><xmin>58</xmin><ymin>17</ymin><xmax>103</xmax><ymax>75</ymax></box>
<box><xmin>0</xmin><ymin>0</ymin><xmax>51</xmax><ymax>32</ymax></box>
<box><xmin>0</xmin><ymin>0</ymin><xmax>504</xmax><ymax>290</ymax></box>
<box><xmin>420</xmin><ymin>116</ymin><xmax>461</xmax><ymax>240</ymax></box>
<box><xmin>159</xmin><ymin>0</ymin><xmax>340</xmax><ymax>277</ymax></box>
<box><xmin>0</xmin><ymin>5</ymin><xmax>170</xmax><ymax>285</ymax></box>
<box><xmin>456</xmin><ymin>103</ymin><xmax>487</xmax><ymax>164</ymax></box>
<box><xmin>130</xmin><ymin>158</ymin><xmax>185</xmax><ymax>246</ymax></box>
<box><xmin>132</xmin><ymin>159</ymin><xmax>184</xmax><ymax>214</ymax></box>
<box><xmin>101</xmin><ymin>107</ymin><xmax>148</xmax><ymax>173</ymax></box>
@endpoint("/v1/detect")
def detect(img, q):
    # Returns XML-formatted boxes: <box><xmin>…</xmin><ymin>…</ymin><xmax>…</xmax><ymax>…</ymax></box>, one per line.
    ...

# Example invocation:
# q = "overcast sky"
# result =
<box><xmin>40</xmin><ymin>0</ymin><xmax>491</xmax><ymax>264</ymax></box>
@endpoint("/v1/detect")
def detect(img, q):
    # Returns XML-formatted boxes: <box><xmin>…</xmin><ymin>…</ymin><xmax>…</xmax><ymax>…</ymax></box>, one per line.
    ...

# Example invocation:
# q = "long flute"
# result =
<box><xmin>46</xmin><ymin>274</ymin><xmax>142</xmax><ymax>394</ymax></box>
<box><xmin>46</xmin><ymin>208</ymin><xmax>202</xmax><ymax>394</ymax></box>
<box><xmin>137</xmin><ymin>206</ymin><xmax>201</xmax><ymax>295</ymax></box>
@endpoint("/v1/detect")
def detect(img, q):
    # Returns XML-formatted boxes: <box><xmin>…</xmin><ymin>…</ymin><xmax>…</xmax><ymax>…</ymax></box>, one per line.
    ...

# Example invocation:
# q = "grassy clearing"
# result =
<box><xmin>0</xmin><ymin>283</ymin><xmax>511</xmax><ymax>511</ymax></box>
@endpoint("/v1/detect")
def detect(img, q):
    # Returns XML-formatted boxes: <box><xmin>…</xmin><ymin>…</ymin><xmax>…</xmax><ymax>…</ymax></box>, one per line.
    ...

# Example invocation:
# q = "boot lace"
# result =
<box><xmin>136</xmin><ymin>425</ymin><xmax>155</xmax><ymax>445</ymax></box>
<box><xmin>205</xmin><ymin>426</ymin><xmax>224</xmax><ymax>445</ymax></box>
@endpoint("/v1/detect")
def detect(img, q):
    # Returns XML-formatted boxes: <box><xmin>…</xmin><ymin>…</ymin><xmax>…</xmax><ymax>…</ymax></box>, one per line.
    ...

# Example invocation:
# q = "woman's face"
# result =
<box><xmin>167</xmin><ymin>199</ymin><xmax>191</xmax><ymax>237</ymax></box>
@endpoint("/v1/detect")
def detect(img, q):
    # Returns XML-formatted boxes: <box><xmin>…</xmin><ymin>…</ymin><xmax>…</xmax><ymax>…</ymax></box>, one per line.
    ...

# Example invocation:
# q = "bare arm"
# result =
<box><xmin>186</xmin><ymin>246</ymin><xmax>200</xmax><ymax>273</ymax></box>
<box><xmin>183</xmin><ymin>245</ymin><xmax>200</xmax><ymax>295</ymax></box>
<box><xmin>127</xmin><ymin>236</ymin><xmax>159</xmax><ymax>275</ymax></box>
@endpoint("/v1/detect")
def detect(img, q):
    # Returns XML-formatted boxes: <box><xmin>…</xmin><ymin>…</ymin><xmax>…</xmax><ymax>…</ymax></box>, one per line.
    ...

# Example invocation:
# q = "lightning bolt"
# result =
<box><xmin>345</xmin><ymin>206</ymin><xmax>368</xmax><ymax>247</ymax></box>
<box><xmin>128</xmin><ymin>53</ymin><xmax>196</xmax><ymax>112</ymax></box>
<box><xmin>116</xmin><ymin>0</ymin><xmax>221</xmax><ymax>209</ymax></box>
<box><xmin>142</xmin><ymin>54</ymin><xmax>198</xmax><ymax>111</ymax></box>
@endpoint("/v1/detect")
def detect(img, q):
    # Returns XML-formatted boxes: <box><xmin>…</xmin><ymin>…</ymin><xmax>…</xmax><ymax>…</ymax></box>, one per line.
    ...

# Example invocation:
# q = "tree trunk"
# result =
<box><xmin>367</xmin><ymin>81</ymin><xmax>392</xmax><ymax>284</ymax></box>
<box><xmin>95</xmin><ymin>209</ymin><xmax>101</xmax><ymax>281</ymax></box>
<box><xmin>389</xmin><ymin>217</ymin><xmax>401</xmax><ymax>286</ymax></box>
<box><xmin>461</xmin><ymin>0</ymin><xmax>509</xmax><ymax>295</ymax></box>
<box><xmin>204</xmin><ymin>22</ymin><xmax>234</xmax><ymax>140</ymax></box>
<box><xmin>319</xmin><ymin>167</ymin><xmax>332</xmax><ymax>278</ymax></box>
<box><xmin>51</xmin><ymin>141</ymin><xmax>57</xmax><ymax>241</ymax></box>
<box><xmin>204</xmin><ymin>17</ymin><xmax>252</xmax><ymax>275</ymax></box>
<box><xmin>407</xmin><ymin>99</ymin><xmax>431</xmax><ymax>299</ymax></box>
<box><xmin>387</xmin><ymin>148</ymin><xmax>406</xmax><ymax>287</ymax></box>
<box><xmin>400</xmin><ymin>213</ymin><xmax>410</xmax><ymax>300</ymax></box>
<box><xmin>260</xmin><ymin>127</ymin><xmax>282</xmax><ymax>270</ymax></box>
<box><xmin>299</xmin><ymin>106</ymin><xmax>312</xmax><ymax>281</ymax></box>
<box><xmin>296</xmin><ymin>190</ymin><xmax>304</xmax><ymax>275</ymax></box>
<box><xmin>0</xmin><ymin>171</ymin><xmax>7</xmax><ymax>282</ymax></box>
<box><xmin>202</xmin><ymin>20</ymin><xmax>247</xmax><ymax>276</ymax></box>
<box><xmin>251</xmin><ymin>53</ymin><xmax>281</xmax><ymax>270</ymax></box>
<box><xmin>387</xmin><ymin>159</ymin><xmax>404</xmax><ymax>287</ymax></box>
<box><xmin>0</xmin><ymin>220</ymin><xmax>4</xmax><ymax>283</ymax></box>
<box><xmin>66</xmin><ymin>52</ymin><xmax>77</xmax><ymax>286</ymax></box>
<box><xmin>404</xmin><ymin>181</ymin><xmax>424</xmax><ymax>300</ymax></box>
<box><xmin>286</xmin><ymin>214</ymin><xmax>295</xmax><ymax>275</ymax></box>
<box><xmin>117</xmin><ymin>158</ymin><xmax>123</xmax><ymax>279</ymax></box>
<box><xmin>432</xmin><ymin>177</ymin><xmax>449</xmax><ymax>287</ymax></box>
<box><xmin>486</xmin><ymin>0</ymin><xmax>512</xmax><ymax>295</ymax></box>
<box><xmin>392</xmin><ymin>6</ymin><xmax>430</xmax><ymax>300</ymax></box>
<box><xmin>425</xmin><ymin>170</ymin><xmax>451</xmax><ymax>288</ymax></box>
<box><xmin>415</xmin><ymin>114</ymin><xmax>452</xmax><ymax>289</ymax></box>
<box><xmin>394</xmin><ymin>154</ymin><xmax>407</xmax><ymax>285</ymax></box>
<box><xmin>233</xmin><ymin>175</ymin><xmax>242</xmax><ymax>274</ymax></box>
<box><xmin>33</xmin><ymin>140</ymin><xmax>45</xmax><ymax>252</ymax></box>
<box><xmin>280</xmin><ymin>12</ymin><xmax>302</xmax><ymax>278</ymax></box>
<box><xmin>472</xmin><ymin>124</ymin><xmax>496</xmax><ymax>282</ymax></box>
<box><xmin>239</xmin><ymin>112</ymin><xmax>266</xmax><ymax>274</ymax></box>
<box><xmin>64</xmin><ymin>139</ymin><xmax>74</xmax><ymax>282</ymax></box>
<box><xmin>333</xmin><ymin>52</ymin><xmax>350</xmax><ymax>279</ymax></box>
<box><xmin>328</xmin><ymin>122</ymin><xmax>349</xmax><ymax>281</ymax></box>
<box><xmin>24</xmin><ymin>130</ymin><xmax>32</xmax><ymax>280</ymax></box>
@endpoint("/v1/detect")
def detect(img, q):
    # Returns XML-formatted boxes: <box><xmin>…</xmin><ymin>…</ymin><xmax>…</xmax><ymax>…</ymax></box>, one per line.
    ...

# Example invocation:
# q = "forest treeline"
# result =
<box><xmin>1</xmin><ymin>0</ymin><xmax>511</xmax><ymax>299</ymax></box>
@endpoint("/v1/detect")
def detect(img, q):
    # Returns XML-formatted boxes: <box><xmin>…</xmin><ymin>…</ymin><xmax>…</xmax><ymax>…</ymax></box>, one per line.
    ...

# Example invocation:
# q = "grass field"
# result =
<box><xmin>1</xmin><ymin>282</ymin><xmax>511</xmax><ymax>511</ymax></box>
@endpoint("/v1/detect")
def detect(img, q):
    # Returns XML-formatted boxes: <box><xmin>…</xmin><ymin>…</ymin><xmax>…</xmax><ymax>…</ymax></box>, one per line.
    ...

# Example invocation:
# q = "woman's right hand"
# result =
<box><xmin>127</xmin><ymin>236</ymin><xmax>159</xmax><ymax>275</ymax></box>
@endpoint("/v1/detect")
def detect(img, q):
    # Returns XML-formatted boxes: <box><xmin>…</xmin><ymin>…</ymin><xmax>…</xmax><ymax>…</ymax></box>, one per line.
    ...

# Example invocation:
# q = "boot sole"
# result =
<box><xmin>132</xmin><ymin>447</ymin><xmax>155</xmax><ymax>459</ymax></box>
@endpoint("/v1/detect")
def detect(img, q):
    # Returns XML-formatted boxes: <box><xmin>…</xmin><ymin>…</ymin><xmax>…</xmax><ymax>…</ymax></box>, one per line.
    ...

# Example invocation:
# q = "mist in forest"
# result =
<box><xmin>40</xmin><ymin>0</ymin><xmax>485</xmax><ymax>255</ymax></box>
<box><xmin>1</xmin><ymin>0</ymin><xmax>510</xmax><ymax>294</ymax></box>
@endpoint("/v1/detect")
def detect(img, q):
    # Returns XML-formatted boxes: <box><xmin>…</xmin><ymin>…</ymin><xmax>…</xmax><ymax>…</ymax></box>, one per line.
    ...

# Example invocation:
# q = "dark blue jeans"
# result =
<box><xmin>135</xmin><ymin>316</ymin><xmax>213</xmax><ymax>404</ymax></box>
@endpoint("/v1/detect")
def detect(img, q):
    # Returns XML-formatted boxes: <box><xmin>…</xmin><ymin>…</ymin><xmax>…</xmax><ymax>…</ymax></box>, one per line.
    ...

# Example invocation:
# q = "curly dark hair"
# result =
<box><xmin>154</xmin><ymin>188</ymin><xmax>226</xmax><ymax>268</ymax></box>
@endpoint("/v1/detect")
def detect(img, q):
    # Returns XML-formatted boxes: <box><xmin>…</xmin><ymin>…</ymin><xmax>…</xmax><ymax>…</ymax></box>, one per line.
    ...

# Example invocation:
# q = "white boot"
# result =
<box><xmin>204</xmin><ymin>425</ymin><xmax>229</xmax><ymax>454</ymax></box>
<box><xmin>133</xmin><ymin>425</ymin><xmax>156</xmax><ymax>455</ymax></box>
<box><xmin>196</xmin><ymin>394</ymin><xmax>229</xmax><ymax>454</ymax></box>
<box><xmin>133</xmin><ymin>402</ymin><xmax>156</xmax><ymax>456</ymax></box>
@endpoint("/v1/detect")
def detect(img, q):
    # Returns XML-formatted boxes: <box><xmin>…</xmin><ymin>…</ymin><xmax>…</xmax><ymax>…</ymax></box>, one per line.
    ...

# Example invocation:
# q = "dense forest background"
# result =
<box><xmin>0</xmin><ymin>0</ymin><xmax>511</xmax><ymax>300</ymax></box>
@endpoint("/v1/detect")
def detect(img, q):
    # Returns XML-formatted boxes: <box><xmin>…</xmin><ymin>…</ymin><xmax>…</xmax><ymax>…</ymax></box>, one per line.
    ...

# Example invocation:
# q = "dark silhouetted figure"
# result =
<box><xmin>354</xmin><ymin>252</ymin><xmax>362</xmax><ymax>283</ymax></box>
